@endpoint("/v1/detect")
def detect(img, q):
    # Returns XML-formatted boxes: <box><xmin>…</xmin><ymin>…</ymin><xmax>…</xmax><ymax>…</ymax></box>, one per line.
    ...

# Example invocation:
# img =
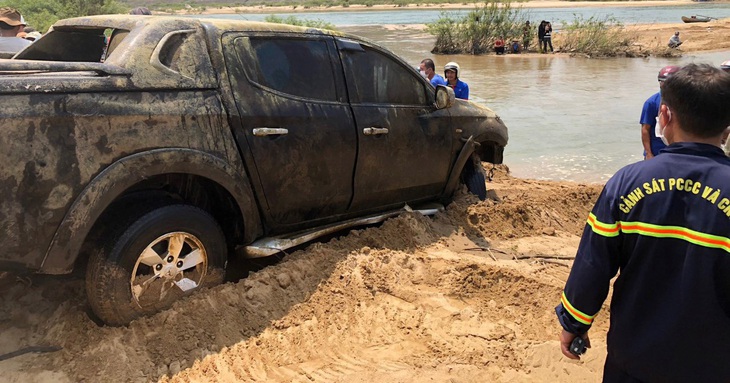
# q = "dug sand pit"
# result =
<box><xmin>0</xmin><ymin>166</ymin><xmax>609</xmax><ymax>382</ymax></box>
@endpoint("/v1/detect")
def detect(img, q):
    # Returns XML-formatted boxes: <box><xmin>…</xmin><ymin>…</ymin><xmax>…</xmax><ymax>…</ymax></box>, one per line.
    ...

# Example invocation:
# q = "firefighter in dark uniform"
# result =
<box><xmin>555</xmin><ymin>63</ymin><xmax>730</xmax><ymax>382</ymax></box>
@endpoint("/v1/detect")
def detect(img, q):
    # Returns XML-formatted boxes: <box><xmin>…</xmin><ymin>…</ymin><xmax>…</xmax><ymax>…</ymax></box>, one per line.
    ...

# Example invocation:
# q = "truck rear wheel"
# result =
<box><xmin>86</xmin><ymin>205</ymin><xmax>227</xmax><ymax>326</ymax></box>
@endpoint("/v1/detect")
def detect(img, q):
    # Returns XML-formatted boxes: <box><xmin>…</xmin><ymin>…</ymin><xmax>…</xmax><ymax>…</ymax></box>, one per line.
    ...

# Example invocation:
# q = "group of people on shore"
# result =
<box><xmin>492</xmin><ymin>20</ymin><xmax>554</xmax><ymax>55</ymax></box>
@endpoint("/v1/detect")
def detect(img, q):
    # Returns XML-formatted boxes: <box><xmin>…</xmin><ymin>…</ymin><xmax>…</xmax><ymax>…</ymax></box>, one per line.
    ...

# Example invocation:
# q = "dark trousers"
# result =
<box><xmin>603</xmin><ymin>354</ymin><xmax>644</xmax><ymax>383</ymax></box>
<box><xmin>542</xmin><ymin>37</ymin><xmax>553</xmax><ymax>52</ymax></box>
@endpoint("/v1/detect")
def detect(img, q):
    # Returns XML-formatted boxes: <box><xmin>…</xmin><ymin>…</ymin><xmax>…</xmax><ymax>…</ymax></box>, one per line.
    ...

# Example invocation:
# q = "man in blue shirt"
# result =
<box><xmin>640</xmin><ymin>65</ymin><xmax>679</xmax><ymax>159</ymax></box>
<box><xmin>556</xmin><ymin>63</ymin><xmax>730</xmax><ymax>382</ymax></box>
<box><xmin>444</xmin><ymin>62</ymin><xmax>469</xmax><ymax>100</ymax></box>
<box><xmin>419</xmin><ymin>58</ymin><xmax>447</xmax><ymax>87</ymax></box>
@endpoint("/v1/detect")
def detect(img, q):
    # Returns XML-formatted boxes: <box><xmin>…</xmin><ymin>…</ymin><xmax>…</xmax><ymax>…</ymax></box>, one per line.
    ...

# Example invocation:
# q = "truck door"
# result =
<box><xmin>336</xmin><ymin>39</ymin><xmax>453</xmax><ymax>211</ymax></box>
<box><xmin>223</xmin><ymin>35</ymin><xmax>357</xmax><ymax>227</ymax></box>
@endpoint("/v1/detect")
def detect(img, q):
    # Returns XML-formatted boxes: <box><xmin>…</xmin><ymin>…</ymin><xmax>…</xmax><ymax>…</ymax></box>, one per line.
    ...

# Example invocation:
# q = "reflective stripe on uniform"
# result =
<box><xmin>587</xmin><ymin>213</ymin><xmax>620</xmax><ymax>237</ymax></box>
<box><xmin>621</xmin><ymin>221</ymin><xmax>730</xmax><ymax>253</ymax></box>
<box><xmin>561</xmin><ymin>292</ymin><xmax>595</xmax><ymax>325</ymax></box>
<box><xmin>587</xmin><ymin>214</ymin><xmax>730</xmax><ymax>253</ymax></box>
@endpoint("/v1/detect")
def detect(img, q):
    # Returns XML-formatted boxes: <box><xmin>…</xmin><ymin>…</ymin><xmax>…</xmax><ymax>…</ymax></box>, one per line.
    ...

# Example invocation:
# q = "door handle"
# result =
<box><xmin>363</xmin><ymin>127</ymin><xmax>389</xmax><ymax>136</ymax></box>
<box><xmin>253</xmin><ymin>128</ymin><xmax>289</xmax><ymax>137</ymax></box>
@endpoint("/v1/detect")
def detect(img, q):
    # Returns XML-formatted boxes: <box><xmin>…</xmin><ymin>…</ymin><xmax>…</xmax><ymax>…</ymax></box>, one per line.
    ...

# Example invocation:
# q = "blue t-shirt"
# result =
<box><xmin>450</xmin><ymin>80</ymin><xmax>469</xmax><ymax>100</ymax></box>
<box><xmin>430</xmin><ymin>74</ymin><xmax>447</xmax><ymax>87</ymax></box>
<box><xmin>639</xmin><ymin>92</ymin><xmax>666</xmax><ymax>156</ymax></box>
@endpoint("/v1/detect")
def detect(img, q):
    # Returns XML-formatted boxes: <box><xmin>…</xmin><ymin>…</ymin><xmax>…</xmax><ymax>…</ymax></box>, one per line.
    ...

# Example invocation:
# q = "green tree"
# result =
<box><xmin>0</xmin><ymin>0</ymin><xmax>125</xmax><ymax>33</ymax></box>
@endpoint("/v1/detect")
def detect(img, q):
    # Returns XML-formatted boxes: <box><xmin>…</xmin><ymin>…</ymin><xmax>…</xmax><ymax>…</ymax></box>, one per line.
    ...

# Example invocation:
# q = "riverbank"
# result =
<box><xmin>168</xmin><ymin>0</ymin><xmax>700</xmax><ymax>15</ymax></box>
<box><xmin>628</xmin><ymin>17</ymin><xmax>730</xmax><ymax>54</ymax></box>
<box><xmin>0</xmin><ymin>167</ymin><xmax>609</xmax><ymax>382</ymax></box>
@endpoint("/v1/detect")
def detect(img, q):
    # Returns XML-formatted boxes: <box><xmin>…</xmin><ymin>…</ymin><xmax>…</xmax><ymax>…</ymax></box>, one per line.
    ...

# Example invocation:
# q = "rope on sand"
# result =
<box><xmin>0</xmin><ymin>345</ymin><xmax>62</xmax><ymax>362</ymax></box>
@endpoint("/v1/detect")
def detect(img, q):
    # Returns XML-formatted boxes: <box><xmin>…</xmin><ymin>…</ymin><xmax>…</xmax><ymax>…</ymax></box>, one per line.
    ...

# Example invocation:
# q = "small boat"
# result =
<box><xmin>682</xmin><ymin>15</ymin><xmax>712</xmax><ymax>23</ymax></box>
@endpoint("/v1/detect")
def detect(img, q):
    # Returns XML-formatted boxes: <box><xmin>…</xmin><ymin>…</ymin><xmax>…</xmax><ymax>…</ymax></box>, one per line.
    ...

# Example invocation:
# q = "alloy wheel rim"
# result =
<box><xmin>130</xmin><ymin>231</ymin><xmax>208</xmax><ymax>308</ymax></box>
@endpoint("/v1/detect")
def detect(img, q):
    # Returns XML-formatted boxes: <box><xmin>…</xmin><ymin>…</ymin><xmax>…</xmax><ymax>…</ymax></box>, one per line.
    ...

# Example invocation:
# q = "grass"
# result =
<box><xmin>263</xmin><ymin>14</ymin><xmax>337</xmax><ymax>29</ymax></box>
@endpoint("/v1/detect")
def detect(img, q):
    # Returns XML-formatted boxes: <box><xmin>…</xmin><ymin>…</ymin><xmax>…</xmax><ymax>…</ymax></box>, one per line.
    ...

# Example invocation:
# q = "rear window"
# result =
<box><xmin>15</xmin><ymin>28</ymin><xmax>115</xmax><ymax>62</ymax></box>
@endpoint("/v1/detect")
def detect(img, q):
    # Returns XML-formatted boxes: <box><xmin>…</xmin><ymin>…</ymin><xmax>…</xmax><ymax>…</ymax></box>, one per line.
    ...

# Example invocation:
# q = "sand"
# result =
<box><xmin>0</xmin><ymin>166</ymin><xmax>613</xmax><ymax>382</ymax></box>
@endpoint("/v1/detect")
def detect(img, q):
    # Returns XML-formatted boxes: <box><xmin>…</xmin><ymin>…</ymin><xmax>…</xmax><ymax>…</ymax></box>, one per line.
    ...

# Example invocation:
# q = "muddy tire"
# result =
<box><xmin>462</xmin><ymin>154</ymin><xmax>487</xmax><ymax>201</ymax></box>
<box><xmin>86</xmin><ymin>205</ymin><xmax>227</xmax><ymax>326</ymax></box>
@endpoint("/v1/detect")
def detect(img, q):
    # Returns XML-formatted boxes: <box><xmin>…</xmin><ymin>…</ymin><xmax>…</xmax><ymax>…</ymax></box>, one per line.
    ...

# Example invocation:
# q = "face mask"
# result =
<box><xmin>419</xmin><ymin>70</ymin><xmax>427</xmax><ymax>78</ymax></box>
<box><xmin>655</xmin><ymin>109</ymin><xmax>672</xmax><ymax>146</ymax></box>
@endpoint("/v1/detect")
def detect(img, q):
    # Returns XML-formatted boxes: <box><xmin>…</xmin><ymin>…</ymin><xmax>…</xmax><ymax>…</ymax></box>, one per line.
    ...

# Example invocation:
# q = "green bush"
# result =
<box><xmin>427</xmin><ymin>0</ymin><xmax>530</xmax><ymax>54</ymax></box>
<box><xmin>263</xmin><ymin>15</ymin><xmax>337</xmax><ymax>30</ymax></box>
<box><xmin>557</xmin><ymin>15</ymin><xmax>638</xmax><ymax>57</ymax></box>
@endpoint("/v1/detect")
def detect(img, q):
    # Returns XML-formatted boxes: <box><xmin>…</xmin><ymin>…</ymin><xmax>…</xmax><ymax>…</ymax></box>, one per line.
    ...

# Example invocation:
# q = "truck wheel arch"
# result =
<box><xmin>39</xmin><ymin>148</ymin><xmax>261</xmax><ymax>274</ymax></box>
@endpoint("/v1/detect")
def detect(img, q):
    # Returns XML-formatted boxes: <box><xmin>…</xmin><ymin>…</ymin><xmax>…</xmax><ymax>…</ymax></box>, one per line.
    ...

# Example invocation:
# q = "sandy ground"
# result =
<box><xmin>0</xmin><ymin>166</ymin><xmax>613</xmax><ymax>382</ymax></box>
<box><xmin>628</xmin><ymin>17</ymin><xmax>730</xmax><ymax>54</ymax></box>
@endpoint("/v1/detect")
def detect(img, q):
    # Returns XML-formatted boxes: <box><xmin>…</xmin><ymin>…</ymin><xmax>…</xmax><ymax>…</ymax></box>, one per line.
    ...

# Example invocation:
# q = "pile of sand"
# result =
<box><xmin>0</xmin><ymin>166</ymin><xmax>613</xmax><ymax>382</ymax></box>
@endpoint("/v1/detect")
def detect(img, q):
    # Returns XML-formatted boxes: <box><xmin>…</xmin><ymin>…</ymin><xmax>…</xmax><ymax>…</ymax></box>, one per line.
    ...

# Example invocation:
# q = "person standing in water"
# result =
<box><xmin>444</xmin><ymin>62</ymin><xmax>469</xmax><ymax>100</ymax></box>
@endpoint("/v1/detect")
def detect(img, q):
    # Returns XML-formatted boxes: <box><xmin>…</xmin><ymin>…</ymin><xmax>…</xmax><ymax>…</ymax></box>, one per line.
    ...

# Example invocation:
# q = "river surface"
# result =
<box><xmin>203</xmin><ymin>6</ymin><xmax>730</xmax><ymax>182</ymax></box>
<box><xmin>209</xmin><ymin>4</ymin><xmax>730</xmax><ymax>27</ymax></box>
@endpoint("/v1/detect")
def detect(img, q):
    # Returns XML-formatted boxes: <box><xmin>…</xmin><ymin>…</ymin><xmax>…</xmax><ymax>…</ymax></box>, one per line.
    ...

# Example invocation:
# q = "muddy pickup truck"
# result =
<box><xmin>0</xmin><ymin>15</ymin><xmax>508</xmax><ymax>325</ymax></box>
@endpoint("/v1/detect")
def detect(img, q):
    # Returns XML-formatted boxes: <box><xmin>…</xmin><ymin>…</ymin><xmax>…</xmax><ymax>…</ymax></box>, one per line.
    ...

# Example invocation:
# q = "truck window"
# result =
<box><xmin>339</xmin><ymin>45</ymin><xmax>427</xmax><ymax>105</ymax></box>
<box><xmin>15</xmin><ymin>28</ymin><xmax>112</xmax><ymax>62</ymax></box>
<box><xmin>242</xmin><ymin>38</ymin><xmax>337</xmax><ymax>102</ymax></box>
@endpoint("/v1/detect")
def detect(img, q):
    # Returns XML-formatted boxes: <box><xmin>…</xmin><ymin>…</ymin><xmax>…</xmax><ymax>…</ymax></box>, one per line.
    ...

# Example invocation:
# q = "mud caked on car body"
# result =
<box><xmin>0</xmin><ymin>15</ymin><xmax>508</xmax><ymax>325</ymax></box>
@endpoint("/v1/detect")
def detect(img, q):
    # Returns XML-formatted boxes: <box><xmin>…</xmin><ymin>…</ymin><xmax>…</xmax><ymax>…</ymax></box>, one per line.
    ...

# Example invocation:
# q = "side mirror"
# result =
<box><xmin>435</xmin><ymin>85</ymin><xmax>455</xmax><ymax>109</ymax></box>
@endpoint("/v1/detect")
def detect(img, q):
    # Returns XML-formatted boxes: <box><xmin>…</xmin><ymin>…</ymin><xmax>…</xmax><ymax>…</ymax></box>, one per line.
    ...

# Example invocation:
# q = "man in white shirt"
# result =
<box><xmin>668</xmin><ymin>31</ymin><xmax>682</xmax><ymax>48</ymax></box>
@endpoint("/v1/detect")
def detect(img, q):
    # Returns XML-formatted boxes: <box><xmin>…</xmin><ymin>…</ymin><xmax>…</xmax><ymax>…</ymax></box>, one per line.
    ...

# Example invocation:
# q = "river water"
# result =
<box><xmin>211</xmin><ymin>4</ymin><xmax>730</xmax><ymax>27</ymax></box>
<box><xmin>204</xmin><ymin>5</ymin><xmax>730</xmax><ymax>182</ymax></box>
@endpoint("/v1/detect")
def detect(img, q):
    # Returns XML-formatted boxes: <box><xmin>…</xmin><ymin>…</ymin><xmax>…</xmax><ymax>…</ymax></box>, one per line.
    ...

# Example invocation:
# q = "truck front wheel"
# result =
<box><xmin>86</xmin><ymin>205</ymin><xmax>227</xmax><ymax>326</ymax></box>
<box><xmin>462</xmin><ymin>153</ymin><xmax>487</xmax><ymax>201</ymax></box>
